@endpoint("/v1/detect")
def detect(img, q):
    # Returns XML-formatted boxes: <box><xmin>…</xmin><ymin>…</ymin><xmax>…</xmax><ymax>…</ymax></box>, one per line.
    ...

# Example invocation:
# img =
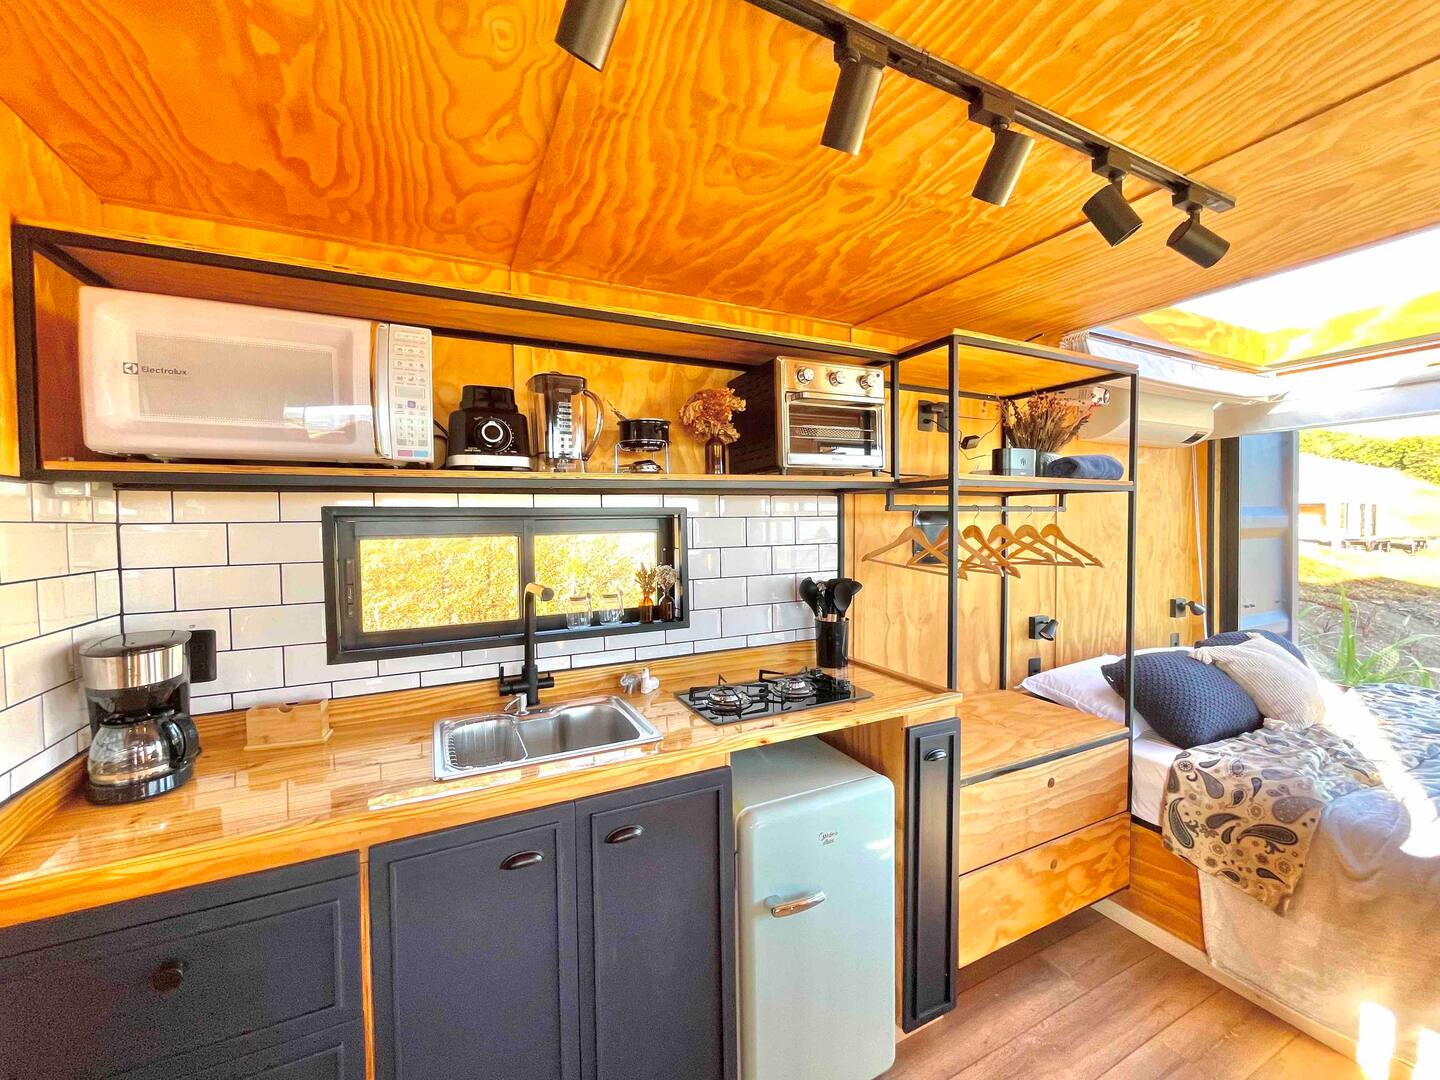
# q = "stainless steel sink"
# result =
<box><xmin>434</xmin><ymin>696</ymin><xmax>663</xmax><ymax>781</ymax></box>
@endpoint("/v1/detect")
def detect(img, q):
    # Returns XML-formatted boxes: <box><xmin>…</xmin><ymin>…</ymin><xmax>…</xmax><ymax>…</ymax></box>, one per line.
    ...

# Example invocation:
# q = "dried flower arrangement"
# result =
<box><xmin>634</xmin><ymin>563</ymin><xmax>660</xmax><ymax>595</ymax></box>
<box><xmin>678</xmin><ymin>387</ymin><xmax>746</xmax><ymax>445</ymax></box>
<box><xmin>1002</xmin><ymin>392</ymin><xmax>1098</xmax><ymax>454</ymax></box>
<box><xmin>654</xmin><ymin>564</ymin><xmax>678</xmax><ymax>593</ymax></box>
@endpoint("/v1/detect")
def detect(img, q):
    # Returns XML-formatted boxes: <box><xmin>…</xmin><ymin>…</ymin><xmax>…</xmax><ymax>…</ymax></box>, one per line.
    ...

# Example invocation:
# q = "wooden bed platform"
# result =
<box><xmin>1108</xmin><ymin>820</ymin><xmax>1206</xmax><ymax>953</ymax></box>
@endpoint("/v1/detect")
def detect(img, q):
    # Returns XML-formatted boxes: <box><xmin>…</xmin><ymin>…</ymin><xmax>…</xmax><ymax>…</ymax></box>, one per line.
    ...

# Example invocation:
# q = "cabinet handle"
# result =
<box><xmin>1047</xmin><ymin>777</ymin><xmax>1056</xmax><ymax>788</ymax></box>
<box><xmin>151</xmin><ymin>959</ymin><xmax>187</xmax><ymax>993</ymax></box>
<box><xmin>923</xmin><ymin>748</ymin><xmax>948</xmax><ymax>762</ymax></box>
<box><xmin>501</xmin><ymin>850</ymin><xmax>545</xmax><ymax>871</ymax></box>
<box><xmin>605</xmin><ymin>824</ymin><xmax>644</xmax><ymax>845</ymax></box>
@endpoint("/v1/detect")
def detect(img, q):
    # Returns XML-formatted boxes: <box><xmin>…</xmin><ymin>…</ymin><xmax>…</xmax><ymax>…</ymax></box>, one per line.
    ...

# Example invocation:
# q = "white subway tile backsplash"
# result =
<box><xmin>71</xmin><ymin>616</ymin><xmax>122</xmax><ymax>651</ymax></box>
<box><xmin>284</xmin><ymin>643</ymin><xmax>374</xmax><ymax>685</ymax></box>
<box><xmin>40</xmin><ymin>679</ymin><xmax>88</xmax><ymax>745</ymax></box>
<box><xmin>67</xmin><ymin>523</ymin><xmax>118</xmax><ymax>572</ymax></box>
<box><xmin>117</xmin><ymin>490</ymin><xmax>172</xmax><ymax>523</ymax></box>
<box><xmin>121</xmin><ymin>569</ymin><xmax>175</xmax><ymax>613</ymax></box>
<box><xmin>722</xmin><ymin>606</ymin><xmax>772</xmax><ymax>637</ymax></box>
<box><xmin>191</xmin><ymin>694</ymin><xmax>234</xmax><ymax>715</ymax></box>
<box><xmin>606</xmin><ymin>630</ymin><xmax>666</xmax><ymax>650</ymax></box>
<box><xmin>539</xmin><ymin>637</ymin><xmax>604</xmax><ymax>658</ymax></box>
<box><xmin>9</xmin><ymin>735</ymin><xmax>78</xmax><ymax>794</ymax></box>
<box><xmin>422</xmin><ymin>664</ymin><xmax>500</xmax><ymax>688</ymax></box>
<box><xmin>795</xmin><ymin>518</ymin><xmax>839</xmax><ymax>544</ymax></box>
<box><xmin>229</xmin><ymin>523</ymin><xmax>322</xmax><ymax>564</ymax></box>
<box><xmin>125</xmin><ymin>609</ymin><xmax>232</xmax><ymax>652</ymax></box>
<box><xmin>0</xmin><ymin>482</ymin><xmax>32</xmax><ymax>522</ymax></box>
<box><xmin>691</xmin><ymin>518</ymin><xmax>745</xmax><ymax>548</ymax></box>
<box><xmin>817</xmin><ymin>544</ymin><xmax>839</xmax><ymax>572</ymax></box>
<box><xmin>634</xmin><ymin>642</ymin><xmax>695</xmax><ymax>661</ymax></box>
<box><xmin>462</xmin><ymin>645</ymin><xmax>525</xmax><ymax>667</ymax></box>
<box><xmin>279</xmin><ymin>491</ymin><xmax>374</xmax><ymax>521</ymax></box>
<box><xmin>379</xmin><ymin>651</ymin><xmax>463</xmax><ymax>675</ymax></box>
<box><xmin>534</xmin><ymin>494</ymin><xmax>602</xmax><ymax>508</ymax></box>
<box><xmin>498</xmin><ymin>656</ymin><xmax>570</xmax><ymax>677</ymax></box>
<box><xmin>688</xmin><ymin>549</ymin><xmax>721</xmax><ymax>578</ymax></box>
<box><xmin>719</xmin><ymin>495</ymin><xmax>770</xmax><ymax>517</ymax></box>
<box><xmin>175</xmin><ymin>565</ymin><xmax>281</xmax><ymax>611</ymax></box>
<box><xmin>174</xmin><ymin>491</ymin><xmax>279</xmax><ymax>523</ymax></box>
<box><xmin>665</xmin><ymin>609</ymin><xmax>722</xmax><ymax>643</ymax></box>
<box><xmin>458</xmin><ymin>493</ymin><xmax>534</xmax><ymax>508</ymax></box>
<box><xmin>92</xmin><ymin>486</ymin><xmax>118</xmax><ymax>523</ymax></box>
<box><xmin>31</xmin><ymin>484</ymin><xmax>92</xmax><ymax>522</ymax></box>
<box><xmin>772</xmin><ymin>545</ymin><xmax>820</xmax><ymax>573</ymax></box>
<box><xmin>691</xmin><ymin>578</ymin><xmax>745</xmax><ymax>610</ymax></box>
<box><xmin>281</xmin><ymin>563</ymin><xmax>325</xmax><ymax>604</ymax></box>
<box><xmin>746</xmin><ymin>517</ymin><xmax>795</xmax><ymax>546</ymax></box>
<box><xmin>232</xmin><ymin>683</ymin><xmax>331</xmax><ymax>710</ymax></box>
<box><xmin>664</xmin><ymin>494</ymin><xmax>718</xmax><ymax>517</ymax></box>
<box><xmin>374</xmin><ymin>492</ymin><xmax>458</xmax><ymax>508</ymax></box>
<box><xmin>332</xmin><ymin>673</ymin><xmax>420</xmax><ymax>698</ymax></box>
<box><xmin>693</xmin><ymin>636</ymin><xmax>750</xmax><ymax>654</ymax></box>
<box><xmin>745</xmin><ymin>574</ymin><xmax>798</xmax><ymax>605</ymax></box>
<box><xmin>0</xmin><ymin>583</ymin><xmax>39</xmax><ymax>647</ymax></box>
<box><xmin>0</xmin><ymin>523</ymin><xmax>69</xmax><ymax>581</ymax></box>
<box><xmin>570</xmin><ymin>649</ymin><xmax>636</xmax><ymax>670</ymax></box>
<box><xmin>747</xmin><ymin>630</ymin><xmax>801</xmax><ymax>647</ymax></box>
<box><xmin>37</xmin><ymin>575</ymin><xmax>97</xmax><ymax>633</ymax></box>
<box><xmin>773</xmin><ymin>602</ymin><xmax>813</xmax><ymax>631</ymax></box>
<box><xmin>818</xmin><ymin>496</ymin><xmax>838</xmax><ymax>514</ymax></box>
<box><xmin>95</xmin><ymin>571</ymin><xmax>121</xmax><ymax>618</ymax></box>
<box><xmin>206</xmin><ymin>648</ymin><xmax>285</xmax><ymax>695</ymax></box>
<box><xmin>602</xmin><ymin>494</ymin><xmax>663</xmax><ymax>508</ymax></box>
<box><xmin>232</xmin><ymin>604</ymin><xmax>325</xmax><ymax>649</ymax></box>
<box><xmin>4</xmin><ymin>629</ymin><xmax>74</xmax><ymax>705</ymax></box>
<box><xmin>0</xmin><ymin>697</ymin><xmax>44</xmax><ymax>773</ymax></box>
<box><xmin>121</xmin><ymin>523</ymin><xmax>228</xmax><ymax>568</ymax></box>
<box><xmin>770</xmin><ymin>496</ymin><xmax>819</xmax><ymax>516</ymax></box>
<box><xmin>721</xmin><ymin>547</ymin><xmax>770</xmax><ymax>577</ymax></box>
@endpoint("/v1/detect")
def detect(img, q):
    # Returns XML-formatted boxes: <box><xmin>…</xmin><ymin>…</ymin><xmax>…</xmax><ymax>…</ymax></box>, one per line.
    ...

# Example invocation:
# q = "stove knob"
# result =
<box><xmin>827</xmin><ymin>370</ymin><xmax>845</xmax><ymax>387</ymax></box>
<box><xmin>795</xmin><ymin>366</ymin><xmax>815</xmax><ymax>385</ymax></box>
<box><xmin>857</xmin><ymin>372</ymin><xmax>878</xmax><ymax>391</ymax></box>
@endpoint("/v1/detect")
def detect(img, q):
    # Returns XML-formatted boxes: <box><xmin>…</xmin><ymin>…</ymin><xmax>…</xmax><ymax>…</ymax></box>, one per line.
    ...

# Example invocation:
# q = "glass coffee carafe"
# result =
<box><xmin>86</xmin><ymin>709</ymin><xmax>200</xmax><ymax>803</ymax></box>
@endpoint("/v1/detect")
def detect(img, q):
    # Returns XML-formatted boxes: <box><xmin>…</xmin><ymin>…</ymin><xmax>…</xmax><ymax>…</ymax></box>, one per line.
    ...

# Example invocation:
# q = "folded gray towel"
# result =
<box><xmin>1043</xmin><ymin>454</ymin><xmax>1124</xmax><ymax>479</ymax></box>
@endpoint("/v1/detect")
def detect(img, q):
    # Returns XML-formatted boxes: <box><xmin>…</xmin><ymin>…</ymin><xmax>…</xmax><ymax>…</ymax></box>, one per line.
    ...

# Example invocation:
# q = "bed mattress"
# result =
<box><xmin>1130</xmin><ymin>733</ymin><xmax>1182</xmax><ymax>827</ymax></box>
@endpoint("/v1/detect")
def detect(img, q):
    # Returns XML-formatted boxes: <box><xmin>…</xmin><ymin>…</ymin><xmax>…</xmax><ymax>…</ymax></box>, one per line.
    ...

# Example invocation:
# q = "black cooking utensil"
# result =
<box><xmin>799</xmin><ymin>577</ymin><xmax>821</xmax><ymax>617</ymax></box>
<box><xmin>831</xmin><ymin>578</ymin><xmax>863</xmax><ymax>616</ymax></box>
<box><xmin>815</xmin><ymin>579</ymin><xmax>832</xmax><ymax>618</ymax></box>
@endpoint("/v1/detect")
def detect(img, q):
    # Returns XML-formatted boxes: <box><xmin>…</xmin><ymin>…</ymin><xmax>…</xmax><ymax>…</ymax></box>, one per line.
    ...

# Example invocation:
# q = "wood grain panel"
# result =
<box><xmin>959</xmin><ymin>741</ymin><xmax>1128</xmax><ymax>873</ymax></box>
<box><xmin>957</xmin><ymin>813</ymin><xmax>1130</xmax><ymax>968</ymax></box>
<box><xmin>959</xmin><ymin>691</ymin><xmax>1125</xmax><ymax>780</ymax></box>
<box><xmin>869</xmin><ymin>57</ymin><xmax>1440</xmax><ymax>343</ymax></box>
<box><xmin>1110</xmin><ymin>822</ymin><xmax>1206</xmax><ymax>953</ymax></box>
<box><xmin>30</xmin><ymin>253</ymin><xmax>89</xmax><ymax>463</ymax></box>
<box><xmin>0</xmin><ymin>99</ymin><xmax>106</xmax><ymax>475</ymax></box>
<box><xmin>0</xmin><ymin>0</ymin><xmax>573</xmax><ymax>264</ymax></box>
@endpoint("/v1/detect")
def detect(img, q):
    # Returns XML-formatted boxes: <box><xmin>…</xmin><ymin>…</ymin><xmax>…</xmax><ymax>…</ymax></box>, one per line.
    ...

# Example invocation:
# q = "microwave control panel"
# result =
<box><xmin>377</xmin><ymin>324</ymin><xmax>434</xmax><ymax>462</ymax></box>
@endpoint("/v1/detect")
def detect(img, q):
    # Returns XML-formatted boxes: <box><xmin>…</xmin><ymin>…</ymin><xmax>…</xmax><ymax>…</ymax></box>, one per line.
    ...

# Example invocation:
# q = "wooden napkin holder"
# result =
<box><xmin>244</xmin><ymin>698</ymin><xmax>332</xmax><ymax>751</ymax></box>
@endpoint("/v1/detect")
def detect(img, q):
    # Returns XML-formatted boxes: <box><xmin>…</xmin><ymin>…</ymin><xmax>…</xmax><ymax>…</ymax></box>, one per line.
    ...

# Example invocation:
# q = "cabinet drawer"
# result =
<box><xmin>957</xmin><ymin>813</ymin><xmax>1129</xmax><ymax>967</ymax></box>
<box><xmin>0</xmin><ymin>855</ymin><xmax>361</xmax><ymax>1080</ymax></box>
<box><xmin>181</xmin><ymin>1020</ymin><xmax>366</xmax><ymax>1080</ymax></box>
<box><xmin>959</xmin><ymin>740</ymin><xmax>1128</xmax><ymax>873</ymax></box>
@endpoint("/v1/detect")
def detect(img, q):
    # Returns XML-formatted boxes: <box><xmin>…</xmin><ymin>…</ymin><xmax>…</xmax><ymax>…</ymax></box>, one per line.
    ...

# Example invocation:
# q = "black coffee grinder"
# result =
<box><xmin>79</xmin><ymin>630</ymin><xmax>217</xmax><ymax>805</ymax></box>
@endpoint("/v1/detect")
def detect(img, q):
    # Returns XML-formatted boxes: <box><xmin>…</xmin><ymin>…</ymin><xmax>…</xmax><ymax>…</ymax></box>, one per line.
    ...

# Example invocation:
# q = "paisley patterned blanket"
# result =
<box><xmin>1161</xmin><ymin>683</ymin><xmax>1440</xmax><ymax>911</ymax></box>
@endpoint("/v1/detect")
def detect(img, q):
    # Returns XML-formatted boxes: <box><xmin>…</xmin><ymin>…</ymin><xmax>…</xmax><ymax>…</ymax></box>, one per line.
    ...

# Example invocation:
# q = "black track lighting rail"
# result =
<box><xmin>741</xmin><ymin>0</ymin><xmax>1235</xmax><ymax>214</ymax></box>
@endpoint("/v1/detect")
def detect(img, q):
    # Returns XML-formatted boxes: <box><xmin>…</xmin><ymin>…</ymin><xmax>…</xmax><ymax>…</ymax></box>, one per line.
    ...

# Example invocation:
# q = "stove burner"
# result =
<box><xmin>706</xmin><ymin>685</ymin><xmax>750</xmax><ymax>715</ymax></box>
<box><xmin>771</xmin><ymin>675</ymin><xmax>816</xmax><ymax>700</ymax></box>
<box><xmin>677</xmin><ymin>667</ymin><xmax>871</xmax><ymax>725</ymax></box>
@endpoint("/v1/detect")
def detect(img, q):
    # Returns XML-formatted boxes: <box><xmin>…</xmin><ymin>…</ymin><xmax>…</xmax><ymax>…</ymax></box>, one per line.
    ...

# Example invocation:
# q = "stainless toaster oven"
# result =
<box><xmin>727</xmin><ymin>358</ymin><xmax>888</xmax><ymax>473</ymax></box>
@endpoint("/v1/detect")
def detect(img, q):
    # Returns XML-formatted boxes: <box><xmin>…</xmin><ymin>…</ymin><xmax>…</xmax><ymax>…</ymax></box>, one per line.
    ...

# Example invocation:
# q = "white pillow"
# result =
<box><xmin>1019</xmin><ymin>654</ymin><xmax>1148</xmax><ymax>735</ymax></box>
<box><xmin>1193</xmin><ymin>633</ymin><xmax>1326</xmax><ymax>730</ymax></box>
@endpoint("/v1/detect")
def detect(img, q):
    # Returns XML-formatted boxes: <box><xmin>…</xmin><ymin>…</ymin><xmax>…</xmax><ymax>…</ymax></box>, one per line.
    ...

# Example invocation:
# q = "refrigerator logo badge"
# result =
<box><xmin>818</xmin><ymin>830</ymin><xmax>837</xmax><ymax>846</ymax></box>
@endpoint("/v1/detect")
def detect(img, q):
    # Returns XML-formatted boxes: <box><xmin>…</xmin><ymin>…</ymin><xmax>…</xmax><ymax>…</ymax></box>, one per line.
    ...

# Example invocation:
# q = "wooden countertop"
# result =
<box><xmin>958</xmin><ymin>690</ymin><xmax>1128</xmax><ymax>784</ymax></box>
<box><xmin>0</xmin><ymin>644</ymin><xmax>959</xmax><ymax>927</ymax></box>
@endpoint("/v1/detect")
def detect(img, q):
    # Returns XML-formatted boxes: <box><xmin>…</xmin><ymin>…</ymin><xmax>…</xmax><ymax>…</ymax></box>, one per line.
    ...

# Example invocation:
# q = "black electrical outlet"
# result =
<box><xmin>1170</xmin><ymin>632</ymin><xmax>1181</xmax><ymax>647</ymax></box>
<box><xmin>1026</xmin><ymin>657</ymin><xmax>1042</xmax><ymax>677</ymax></box>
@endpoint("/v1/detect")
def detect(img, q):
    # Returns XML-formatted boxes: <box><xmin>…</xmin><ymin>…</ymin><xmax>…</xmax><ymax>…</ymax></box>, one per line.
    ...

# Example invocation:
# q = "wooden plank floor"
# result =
<box><xmin>883</xmin><ymin>908</ymin><xmax>1366</xmax><ymax>1080</ymax></box>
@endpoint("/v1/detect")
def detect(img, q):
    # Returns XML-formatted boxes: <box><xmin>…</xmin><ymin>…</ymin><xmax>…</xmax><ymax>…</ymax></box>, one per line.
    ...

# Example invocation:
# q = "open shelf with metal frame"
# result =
<box><xmin>881</xmin><ymin>332</ymin><xmax>1138</xmax><ymax>730</ymax></box>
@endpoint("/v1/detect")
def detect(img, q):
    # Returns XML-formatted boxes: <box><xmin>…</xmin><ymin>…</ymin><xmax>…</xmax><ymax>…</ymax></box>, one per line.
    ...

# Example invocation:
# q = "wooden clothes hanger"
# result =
<box><xmin>960</xmin><ymin>525</ymin><xmax>1021</xmax><ymax>577</ymax></box>
<box><xmin>1041</xmin><ymin>522</ymin><xmax>1104</xmax><ymax>567</ymax></box>
<box><xmin>861</xmin><ymin>525</ymin><xmax>958</xmax><ymax>577</ymax></box>
<box><xmin>993</xmin><ymin>522</ymin><xmax>1084</xmax><ymax>567</ymax></box>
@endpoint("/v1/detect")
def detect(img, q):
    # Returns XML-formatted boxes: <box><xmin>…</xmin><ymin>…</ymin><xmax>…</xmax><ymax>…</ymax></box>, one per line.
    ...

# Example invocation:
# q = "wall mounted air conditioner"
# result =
<box><xmin>1069</xmin><ymin>385</ymin><xmax>1217</xmax><ymax>447</ymax></box>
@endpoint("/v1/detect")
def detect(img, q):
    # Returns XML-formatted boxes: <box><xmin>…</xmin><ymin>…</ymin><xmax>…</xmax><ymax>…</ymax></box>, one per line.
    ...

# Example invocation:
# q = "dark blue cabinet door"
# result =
<box><xmin>576</xmin><ymin>769</ymin><xmax>736</xmax><ymax>1080</ymax></box>
<box><xmin>369</xmin><ymin>804</ymin><xmax>579</xmax><ymax>1080</ymax></box>
<box><xmin>180</xmin><ymin>1021</ymin><xmax>365</xmax><ymax>1080</ymax></box>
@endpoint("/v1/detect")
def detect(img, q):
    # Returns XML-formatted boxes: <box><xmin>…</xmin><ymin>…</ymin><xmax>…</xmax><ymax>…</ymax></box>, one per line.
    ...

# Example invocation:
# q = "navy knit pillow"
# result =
<box><xmin>1101</xmin><ymin>652</ymin><xmax>1261</xmax><ymax>749</ymax></box>
<box><xmin>1196</xmin><ymin>629</ymin><xmax>1308</xmax><ymax>666</ymax></box>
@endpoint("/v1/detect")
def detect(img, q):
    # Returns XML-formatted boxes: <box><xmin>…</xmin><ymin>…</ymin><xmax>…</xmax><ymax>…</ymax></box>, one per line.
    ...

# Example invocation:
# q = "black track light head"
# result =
<box><xmin>555</xmin><ymin>0</ymin><xmax>629</xmax><ymax>71</ymax></box>
<box><xmin>1029</xmin><ymin>615</ymin><xmax>1059</xmax><ymax>642</ymax></box>
<box><xmin>1168</xmin><ymin>206</ymin><xmax>1230</xmax><ymax>268</ymax></box>
<box><xmin>1082</xmin><ymin>177</ymin><xmax>1143</xmax><ymax>247</ymax></box>
<box><xmin>820</xmin><ymin>31</ymin><xmax>887</xmax><ymax>156</ymax></box>
<box><xmin>969</xmin><ymin>93</ymin><xmax>1031</xmax><ymax>206</ymax></box>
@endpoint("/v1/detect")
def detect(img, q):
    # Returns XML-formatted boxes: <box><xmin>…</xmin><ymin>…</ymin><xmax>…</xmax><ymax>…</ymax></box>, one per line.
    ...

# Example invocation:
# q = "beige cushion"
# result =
<box><xmin>1192</xmin><ymin>633</ymin><xmax>1326</xmax><ymax>730</ymax></box>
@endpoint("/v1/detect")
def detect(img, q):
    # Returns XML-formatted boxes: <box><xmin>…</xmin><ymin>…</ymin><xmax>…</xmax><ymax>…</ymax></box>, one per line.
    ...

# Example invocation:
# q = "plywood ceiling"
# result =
<box><xmin>2</xmin><ymin>0</ymin><xmax>1438</xmax><ymax>343</ymax></box>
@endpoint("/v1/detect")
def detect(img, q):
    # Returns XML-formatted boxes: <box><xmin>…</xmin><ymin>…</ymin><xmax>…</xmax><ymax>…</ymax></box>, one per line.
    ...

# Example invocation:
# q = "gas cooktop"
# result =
<box><xmin>675</xmin><ymin>668</ymin><xmax>872</xmax><ymax>725</ymax></box>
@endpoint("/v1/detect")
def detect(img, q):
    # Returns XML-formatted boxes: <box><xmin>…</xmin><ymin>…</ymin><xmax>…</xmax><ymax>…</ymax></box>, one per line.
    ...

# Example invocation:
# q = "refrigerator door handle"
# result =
<box><xmin>767</xmin><ymin>890</ymin><xmax>827</xmax><ymax>918</ymax></box>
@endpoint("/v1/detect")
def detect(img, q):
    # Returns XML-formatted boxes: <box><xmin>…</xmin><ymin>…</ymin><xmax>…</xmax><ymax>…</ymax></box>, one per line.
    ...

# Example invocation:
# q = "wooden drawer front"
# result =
<box><xmin>0</xmin><ymin>856</ymin><xmax>361</xmax><ymax>1080</ymax></box>
<box><xmin>959</xmin><ymin>740</ymin><xmax>1127</xmax><ymax>874</ymax></box>
<box><xmin>957</xmin><ymin>813</ymin><xmax>1130</xmax><ymax>968</ymax></box>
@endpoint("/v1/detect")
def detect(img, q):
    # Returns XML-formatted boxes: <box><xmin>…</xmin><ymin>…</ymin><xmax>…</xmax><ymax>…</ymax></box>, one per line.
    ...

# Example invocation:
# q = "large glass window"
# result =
<box><xmin>324</xmin><ymin>507</ymin><xmax>688</xmax><ymax>662</ymax></box>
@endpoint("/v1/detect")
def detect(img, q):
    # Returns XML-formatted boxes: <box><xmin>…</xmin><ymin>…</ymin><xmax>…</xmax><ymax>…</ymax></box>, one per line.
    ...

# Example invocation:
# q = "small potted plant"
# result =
<box><xmin>678</xmin><ymin>387</ymin><xmax>746</xmax><ymax>474</ymax></box>
<box><xmin>635</xmin><ymin>563</ymin><xmax>660</xmax><ymax>623</ymax></box>
<box><xmin>996</xmin><ymin>392</ymin><xmax>1098</xmax><ymax>476</ymax></box>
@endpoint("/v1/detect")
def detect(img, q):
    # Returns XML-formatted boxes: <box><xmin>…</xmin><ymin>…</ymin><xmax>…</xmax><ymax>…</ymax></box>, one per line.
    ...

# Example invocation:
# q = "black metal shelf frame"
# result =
<box><xmin>885</xmin><ymin>333</ymin><xmax>1137</xmax><ymax>736</ymax></box>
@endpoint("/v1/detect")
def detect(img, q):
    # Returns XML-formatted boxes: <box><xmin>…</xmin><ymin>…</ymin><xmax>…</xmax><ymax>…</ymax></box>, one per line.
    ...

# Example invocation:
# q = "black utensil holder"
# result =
<box><xmin>815</xmin><ymin>619</ymin><xmax>849</xmax><ymax>670</ymax></box>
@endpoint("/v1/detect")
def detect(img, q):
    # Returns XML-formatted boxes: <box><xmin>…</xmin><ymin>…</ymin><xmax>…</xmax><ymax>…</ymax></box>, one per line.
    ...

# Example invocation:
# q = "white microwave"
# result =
<box><xmin>79</xmin><ymin>289</ymin><xmax>434</xmax><ymax>464</ymax></box>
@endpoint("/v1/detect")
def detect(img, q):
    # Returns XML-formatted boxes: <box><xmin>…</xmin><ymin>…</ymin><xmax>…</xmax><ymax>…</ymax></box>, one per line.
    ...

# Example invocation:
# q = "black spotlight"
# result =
<box><xmin>820</xmin><ymin>32</ymin><xmax>887</xmax><ymax>155</ymax></box>
<box><xmin>1082</xmin><ymin>178</ymin><xmax>1142</xmax><ymax>247</ymax></box>
<box><xmin>972</xmin><ymin>124</ymin><xmax>1033</xmax><ymax>206</ymax></box>
<box><xmin>555</xmin><ymin>0</ymin><xmax>628</xmax><ymax>71</ymax></box>
<box><xmin>1029</xmin><ymin>615</ymin><xmax>1059</xmax><ymax>642</ymax></box>
<box><xmin>1168</xmin><ymin>207</ymin><xmax>1230</xmax><ymax>268</ymax></box>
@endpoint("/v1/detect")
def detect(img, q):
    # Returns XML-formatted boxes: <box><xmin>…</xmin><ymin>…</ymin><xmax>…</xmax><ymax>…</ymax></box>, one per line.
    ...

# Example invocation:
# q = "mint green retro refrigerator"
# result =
<box><xmin>731</xmin><ymin>737</ymin><xmax>896</xmax><ymax>1080</ymax></box>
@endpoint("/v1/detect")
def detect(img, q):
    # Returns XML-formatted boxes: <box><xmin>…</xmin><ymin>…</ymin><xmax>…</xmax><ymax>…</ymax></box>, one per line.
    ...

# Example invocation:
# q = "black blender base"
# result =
<box><xmin>85</xmin><ymin>761</ymin><xmax>195</xmax><ymax>805</ymax></box>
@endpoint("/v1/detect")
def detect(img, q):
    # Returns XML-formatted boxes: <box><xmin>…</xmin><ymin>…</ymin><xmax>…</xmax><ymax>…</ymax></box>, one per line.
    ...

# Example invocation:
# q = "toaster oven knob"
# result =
<box><xmin>826</xmin><ymin>370</ymin><xmax>845</xmax><ymax>387</ymax></box>
<box><xmin>857</xmin><ymin>372</ymin><xmax>878</xmax><ymax>391</ymax></box>
<box><xmin>795</xmin><ymin>366</ymin><xmax>815</xmax><ymax>385</ymax></box>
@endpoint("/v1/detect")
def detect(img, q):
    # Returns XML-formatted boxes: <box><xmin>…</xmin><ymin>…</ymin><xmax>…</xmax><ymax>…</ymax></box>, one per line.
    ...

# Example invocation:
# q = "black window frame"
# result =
<box><xmin>322</xmin><ymin>506</ymin><xmax>689</xmax><ymax>663</ymax></box>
